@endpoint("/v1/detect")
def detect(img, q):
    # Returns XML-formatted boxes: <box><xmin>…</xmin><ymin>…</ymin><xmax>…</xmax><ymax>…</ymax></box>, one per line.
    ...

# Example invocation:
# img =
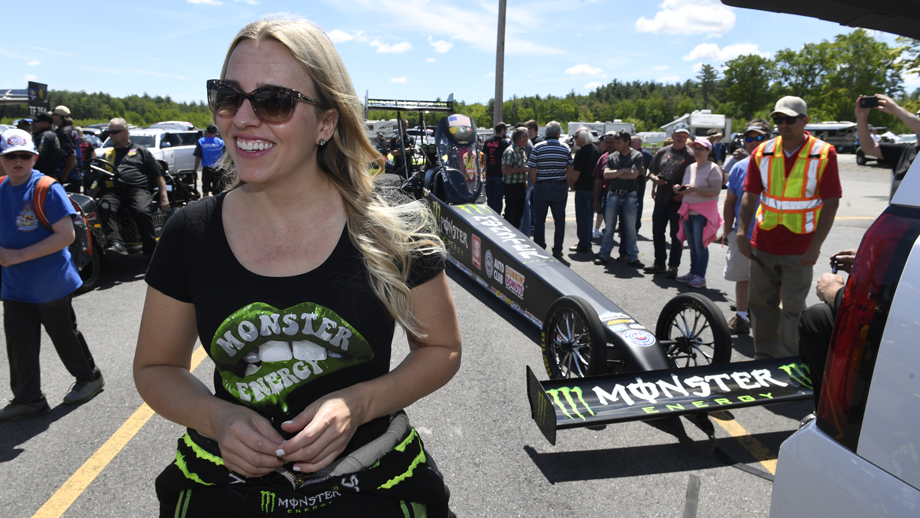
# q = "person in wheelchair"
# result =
<box><xmin>94</xmin><ymin>118</ymin><xmax>169</xmax><ymax>258</ymax></box>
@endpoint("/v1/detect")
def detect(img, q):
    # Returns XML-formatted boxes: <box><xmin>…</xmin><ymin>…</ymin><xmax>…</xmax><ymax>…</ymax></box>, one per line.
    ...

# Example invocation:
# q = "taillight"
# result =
<box><xmin>816</xmin><ymin>209</ymin><xmax>920</xmax><ymax>451</ymax></box>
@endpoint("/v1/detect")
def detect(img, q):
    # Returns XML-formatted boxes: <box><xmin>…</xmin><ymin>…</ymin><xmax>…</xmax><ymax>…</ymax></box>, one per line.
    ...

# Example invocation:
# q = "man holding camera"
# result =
<box><xmin>855</xmin><ymin>94</ymin><xmax>920</xmax><ymax>199</ymax></box>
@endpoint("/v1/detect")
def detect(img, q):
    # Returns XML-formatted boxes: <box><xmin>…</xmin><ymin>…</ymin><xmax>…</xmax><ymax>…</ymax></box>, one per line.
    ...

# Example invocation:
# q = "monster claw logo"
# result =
<box><xmin>260</xmin><ymin>490</ymin><xmax>276</xmax><ymax>513</ymax></box>
<box><xmin>455</xmin><ymin>203</ymin><xmax>491</xmax><ymax>215</ymax></box>
<box><xmin>546</xmin><ymin>386</ymin><xmax>595</xmax><ymax>421</ymax></box>
<box><xmin>535</xmin><ymin>392</ymin><xmax>548</xmax><ymax>424</ymax></box>
<box><xmin>779</xmin><ymin>363</ymin><xmax>812</xmax><ymax>389</ymax></box>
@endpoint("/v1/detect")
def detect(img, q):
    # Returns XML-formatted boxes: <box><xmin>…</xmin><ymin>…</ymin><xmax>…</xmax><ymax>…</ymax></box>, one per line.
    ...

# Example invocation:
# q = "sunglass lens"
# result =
<box><xmin>210</xmin><ymin>83</ymin><xmax>242</xmax><ymax>117</ymax></box>
<box><xmin>252</xmin><ymin>88</ymin><xmax>292</xmax><ymax>122</ymax></box>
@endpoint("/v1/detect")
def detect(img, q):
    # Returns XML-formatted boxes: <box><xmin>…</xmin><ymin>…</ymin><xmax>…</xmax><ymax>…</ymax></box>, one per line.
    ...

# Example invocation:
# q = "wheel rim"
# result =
<box><xmin>550</xmin><ymin>310</ymin><xmax>594</xmax><ymax>378</ymax></box>
<box><xmin>662</xmin><ymin>306</ymin><xmax>718</xmax><ymax>367</ymax></box>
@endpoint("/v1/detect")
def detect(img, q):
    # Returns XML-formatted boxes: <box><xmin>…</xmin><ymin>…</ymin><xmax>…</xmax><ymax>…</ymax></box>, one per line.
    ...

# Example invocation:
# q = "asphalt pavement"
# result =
<box><xmin>0</xmin><ymin>154</ymin><xmax>893</xmax><ymax>517</ymax></box>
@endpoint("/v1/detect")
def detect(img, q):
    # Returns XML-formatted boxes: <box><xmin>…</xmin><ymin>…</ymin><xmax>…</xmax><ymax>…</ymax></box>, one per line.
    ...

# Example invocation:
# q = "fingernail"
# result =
<box><xmin>275</xmin><ymin>449</ymin><xmax>285</xmax><ymax>456</ymax></box>
<box><xmin>293</xmin><ymin>466</ymin><xmax>301</xmax><ymax>472</ymax></box>
<box><xmin>283</xmin><ymin>420</ymin><xmax>295</xmax><ymax>426</ymax></box>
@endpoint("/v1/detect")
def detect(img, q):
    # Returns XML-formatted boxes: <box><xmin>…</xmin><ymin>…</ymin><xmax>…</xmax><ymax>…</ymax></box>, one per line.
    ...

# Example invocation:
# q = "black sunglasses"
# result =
<box><xmin>207</xmin><ymin>79</ymin><xmax>320</xmax><ymax>124</ymax></box>
<box><xmin>2</xmin><ymin>152</ymin><xmax>34</xmax><ymax>161</ymax></box>
<box><xmin>773</xmin><ymin>115</ymin><xmax>804</xmax><ymax>125</ymax></box>
<box><xmin>108</xmin><ymin>129</ymin><xmax>125</xmax><ymax>134</ymax></box>
<box><xmin>744</xmin><ymin>134</ymin><xmax>768</xmax><ymax>143</ymax></box>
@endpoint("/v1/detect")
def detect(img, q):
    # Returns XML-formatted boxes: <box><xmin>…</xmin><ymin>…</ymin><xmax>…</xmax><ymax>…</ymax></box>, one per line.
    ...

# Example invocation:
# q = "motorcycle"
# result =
<box><xmin>75</xmin><ymin>158</ymin><xmax>200</xmax><ymax>292</ymax></box>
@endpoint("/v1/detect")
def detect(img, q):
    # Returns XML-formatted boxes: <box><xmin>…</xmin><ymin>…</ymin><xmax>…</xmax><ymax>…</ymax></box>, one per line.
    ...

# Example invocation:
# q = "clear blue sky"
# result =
<box><xmin>2</xmin><ymin>0</ymin><xmax>915</xmax><ymax>107</ymax></box>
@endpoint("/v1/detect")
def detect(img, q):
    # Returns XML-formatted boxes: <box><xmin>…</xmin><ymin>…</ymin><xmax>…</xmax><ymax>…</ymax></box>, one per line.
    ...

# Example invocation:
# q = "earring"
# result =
<box><xmin>318</xmin><ymin>139</ymin><xmax>327</xmax><ymax>147</ymax></box>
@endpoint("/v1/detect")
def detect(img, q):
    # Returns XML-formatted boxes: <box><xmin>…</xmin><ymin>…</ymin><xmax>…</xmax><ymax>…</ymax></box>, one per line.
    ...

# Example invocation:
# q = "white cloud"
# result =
<box><xmin>486</xmin><ymin>72</ymin><xmax>495</xmax><ymax>78</ymax></box>
<box><xmin>235</xmin><ymin>0</ymin><xmax>260</xmax><ymax>4</ymax></box>
<box><xmin>428</xmin><ymin>36</ymin><xmax>453</xmax><ymax>54</ymax></box>
<box><xmin>389</xmin><ymin>76</ymin><xmax>408</xmax><ymax>84</ymax></box>
<box><xmin>27</xmin><ymin>61</ymin><xmax>41</xmax><ymax>66</ymax></box>
<box><xmin>654</xmin><ymin>65</ymin><xmax>668</xmax><ymax>70</ymax></box>
<box><xmin>328</xmin><ymin>30</ymin><xmax>355</xmax><ymax>43</ymax></box>
<box><xmin>187</xmin><ymin>0</ymin><xmax>222</xmax><ymax>4</ymax></box>
<box><xmin>658</xmin><ymin>75</ymin><xmax>681</xmax><ymax>83</ymax></box>
<box><xmin>692</xmin><ymin>62</ymin><xmax>704</xmax><ymax>72</ymax></box>
<box><xmin>565</xmin><ymin>64</ymin><xmax>604</xmax><ymax>76</ymax></box>
<box><xmin>24</xmin><ymin>74</ymin><xmax>38</xmax><ymax>81</ymax></box>
<box><xmin>683</xmin><ymin>42</ymin><xmax>771</xmax><ymax>62</ymax></box>
<box><xmin>636</xmin><ymin>0</ymin><xmax>735</xmax><ymax>37</ymax></box>
<box><xmin>370</xmin><ymin>40</ymin><xmax>412</xmax><ymax>54</ymax></box>
<box><xmin>426</xmin><ymin>58</ymin><xmax>436</xmax><ymax>62</ymax></box>
<box><xmin>584</xmin><ymin>82</ymin><xmax>603</xmax><ymax>89</ymax></box>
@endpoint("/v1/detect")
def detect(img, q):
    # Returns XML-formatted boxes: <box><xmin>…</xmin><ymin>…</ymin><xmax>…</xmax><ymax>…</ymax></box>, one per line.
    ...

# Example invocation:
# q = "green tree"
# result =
<box><xmin>697</xmin><ymin>64</ymin><xmax>720</xmax><ymax>109</ymax></box>
<box><xmin>723</xmin><ymin>54</ymin><xmax>774</xmax><ymax>119</ymax></box>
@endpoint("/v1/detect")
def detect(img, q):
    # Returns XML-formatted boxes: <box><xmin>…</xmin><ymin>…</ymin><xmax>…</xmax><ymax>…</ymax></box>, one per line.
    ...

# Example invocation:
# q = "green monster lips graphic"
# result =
<box><xmin>211</xmin><ymin>302</ymin><xmax>373</xmax><ymax>412</ymax></box>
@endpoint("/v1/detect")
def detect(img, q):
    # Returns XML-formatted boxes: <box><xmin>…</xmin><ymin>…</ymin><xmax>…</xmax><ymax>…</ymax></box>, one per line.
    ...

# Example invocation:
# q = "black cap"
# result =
<box><xmin>32</xmin><ymin>112</ymin><xmax>53</xmax><ymax>123</ymax></box>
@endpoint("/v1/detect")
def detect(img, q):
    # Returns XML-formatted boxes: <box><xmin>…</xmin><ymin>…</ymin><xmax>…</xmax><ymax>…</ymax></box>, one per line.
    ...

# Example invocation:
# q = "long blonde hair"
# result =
<box><xmin>218</xmin><ymin>15</ymin><xmax>444</xmax><ymax>335</ymax></box>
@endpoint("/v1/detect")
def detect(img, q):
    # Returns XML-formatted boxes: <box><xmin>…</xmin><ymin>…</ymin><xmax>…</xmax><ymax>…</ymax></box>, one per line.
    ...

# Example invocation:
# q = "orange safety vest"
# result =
<box><xmin>753</xmin><ymin>135</ymin><xmax>832</xmax><ymax>234</ymax></box>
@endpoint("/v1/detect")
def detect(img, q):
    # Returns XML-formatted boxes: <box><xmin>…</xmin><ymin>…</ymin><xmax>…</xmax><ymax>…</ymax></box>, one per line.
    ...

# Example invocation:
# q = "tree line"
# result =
<box><xmin>3</xmin><ymin>30</ymin><xmax>918</xmax><ymax>136</ymax></box>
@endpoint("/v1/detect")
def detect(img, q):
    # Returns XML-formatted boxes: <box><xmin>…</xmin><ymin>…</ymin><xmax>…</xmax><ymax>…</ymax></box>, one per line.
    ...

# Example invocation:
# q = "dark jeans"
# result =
<box><xmin>98</xmin><ymin>185</ymin><xmax>157</xmax><ymax>256</ymax></box>
<box><xmin>485</xmin><ymin>176</ymin><xmax>504</xmax><ymax>215</ymax></box>
<box><xmin>798</xmin><ymin>302</ymin><xmax>834</xmax><ymax>408</ymax></box>
<box><xmin>683</xmin><ymin>214</ymin><xmax>709</xmax><ymax>277</ymax></box>
<box><xmin>4</xmin><ymin>294</ymin><xmax>98</xmax><ymax>403</ymax></box>
<box><xmin>573</xmin><ymin>189</ymin><xmax>594</xmax><ymax>249</ymax></box>
<box><xmin>503</xmin><ymin>182</ymin><xmax>527</xmax><ymax>229</ymax></box>
<box><xmin>201</xmin><ymin>166</ymin><xmax>225</xmax><ymax>195</ymax></box>
<box><xmin>652</xmin><ymin>198</ymin><xmax>683</xmax><ymax>268</ymax></box>
<box><xmin>532</xmin><ymin>181</ymin><xmax>568</xmax><ymax>253</ymax></box>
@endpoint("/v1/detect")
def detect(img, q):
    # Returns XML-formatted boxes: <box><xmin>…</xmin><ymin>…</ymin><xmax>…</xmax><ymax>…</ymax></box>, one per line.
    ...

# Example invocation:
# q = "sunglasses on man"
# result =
<box><xmin>744</xmin><ymin>134</ymin><xmax>768</xmax><ymax>143</ymax></box>
<box><xmin>207</xmin><ymin>79</ymin><xmax>321</xmax><ymax>124</ymax></box>
<box><xmin>772</xmin><ymin>115</ymin><xmax>805</xmax><ymax>126</ymax></box>
<box><xmin>1</xmin><ymin>152</ymin><xmax>35</xmax><ymax>161</ymax></box>
<box><xmin>108</xmin><ymin>129</ymin><xmax>125</xmax><ymax>135</ymax></box>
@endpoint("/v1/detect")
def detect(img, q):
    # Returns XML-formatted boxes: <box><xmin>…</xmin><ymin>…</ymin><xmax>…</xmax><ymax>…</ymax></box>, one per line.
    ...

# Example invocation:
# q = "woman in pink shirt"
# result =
<box><xmin>673</xmin><ymin>138</ymin><xmax>724</xmax><ymax>288</ymax></box>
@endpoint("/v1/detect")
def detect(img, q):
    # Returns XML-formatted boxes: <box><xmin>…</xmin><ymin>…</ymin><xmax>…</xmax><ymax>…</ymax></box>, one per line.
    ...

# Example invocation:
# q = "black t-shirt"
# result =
<box><xmin>388</xmin><ymin>134</ymin><xmax>415</xmax><ymax>172</ymax></box>
<box><xmin>107</xmin><ymin>143</ymin><xmax>162</xmax><ymax>189</ymax></box>
<box><xmin>880</xmin><ymin>142</ymin><xmax>918</xmax><ymax>200</ymax></box>
<box><xmin>605</xmin><ymin>149</ymin><xmax>645</xmax><ymax>192</ymax></box>
<box><xmin>650</xmin><ymin>145</ymin><xmax>693</xmax><ymax>204</ymax></box>
<box><xmin>145</xmin><ymin>193</ymin><xmax>444</xmax><ymax>453</ymax></box>
<box><xmin>482</xmin><ymin>135</ymin><xmax>512</xmax><ymax>178</ymax></box>
<box><xmin>33</xmin><ymin>128</ymin><xmax>60</xmax><ymax>178</ymax></box>
<box><xmin>572</xmin><ymin>143</ymin><xmax>600</xmax><ymax>191</ymax></box>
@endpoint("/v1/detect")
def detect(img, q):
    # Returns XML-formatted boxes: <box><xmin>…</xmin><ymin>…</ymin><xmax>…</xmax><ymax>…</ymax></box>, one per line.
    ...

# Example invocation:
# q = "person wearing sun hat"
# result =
<box><xmin>737</xmin><ymin>96</ymin><xmax>841</xmax><ymax>360</ymax></box>
<box><xmin>0</xmin><ymin>128</ymin><xmax>104</xmax><ymax>421</ymax></box>
<box><xmin>673</xmin><ymin>137</ymin><xmax>724</xmax><ymax>289</ymax></box>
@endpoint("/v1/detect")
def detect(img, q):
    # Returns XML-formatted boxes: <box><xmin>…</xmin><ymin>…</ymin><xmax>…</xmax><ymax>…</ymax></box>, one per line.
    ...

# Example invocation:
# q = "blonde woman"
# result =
<box><xmin>134</xmin><ymin>15</ymin><xmax>461</xmax><ymax>517</ymax></box>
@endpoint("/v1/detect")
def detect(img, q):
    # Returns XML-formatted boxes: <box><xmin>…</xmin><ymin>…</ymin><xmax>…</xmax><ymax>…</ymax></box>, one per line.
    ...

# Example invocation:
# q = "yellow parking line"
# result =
<box><xmin>32</xmin><ymin>345</ymin><xmax>209</xmax><ymax>518</ymax></box>
<box><xmin>710</xmin><ymin>411</ymin><xmax>777</xmax><ymax>474</ymax></box>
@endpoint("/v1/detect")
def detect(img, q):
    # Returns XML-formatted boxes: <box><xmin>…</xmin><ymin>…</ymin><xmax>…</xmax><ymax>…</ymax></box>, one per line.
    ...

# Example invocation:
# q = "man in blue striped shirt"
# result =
<box><xmin>527</xmin><ymin>121</ymin><xmax>574</xmax><ymax>259</ymax></box>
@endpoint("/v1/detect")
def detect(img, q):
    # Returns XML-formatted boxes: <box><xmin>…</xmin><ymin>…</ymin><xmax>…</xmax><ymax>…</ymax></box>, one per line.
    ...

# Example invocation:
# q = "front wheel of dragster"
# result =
<box><xmin>655</xmin><ymin>293</ymin><xmax>732</xmax><ymax>367</ymax></box>
<box><xmin>542</xmin><ymin>296</ymin><xmax>607</xmax><ymax>379</ymax></box>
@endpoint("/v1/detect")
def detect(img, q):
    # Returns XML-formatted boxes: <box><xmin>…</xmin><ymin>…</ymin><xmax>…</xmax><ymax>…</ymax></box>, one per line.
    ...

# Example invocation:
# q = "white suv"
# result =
<box><xmin>97</xmin><ymin>128</ymin><xmax>198</xmax><ymax>173</ymax></box>
<box><xmin>770</xmin><ymin>155</ymin><xmax>920</xmax><ymax>516</ymax></box>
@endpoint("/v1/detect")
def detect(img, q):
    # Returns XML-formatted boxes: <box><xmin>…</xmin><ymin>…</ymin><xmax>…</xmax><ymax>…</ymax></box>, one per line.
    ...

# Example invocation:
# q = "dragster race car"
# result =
<box><xmin>385</xmin><ymin>99</ymin><xmax>814</xmax><ymax>451</ymax></box>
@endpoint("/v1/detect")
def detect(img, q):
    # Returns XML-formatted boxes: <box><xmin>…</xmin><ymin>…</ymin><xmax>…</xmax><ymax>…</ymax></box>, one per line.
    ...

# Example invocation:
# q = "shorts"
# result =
<box><xmin>723</xmin><ymin>229</ymin><xmax>751</xmax><ymax>282</ymax></box>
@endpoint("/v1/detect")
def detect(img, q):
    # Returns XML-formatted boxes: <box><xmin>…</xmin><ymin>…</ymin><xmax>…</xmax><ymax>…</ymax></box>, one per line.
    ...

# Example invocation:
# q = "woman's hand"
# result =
<box><xmin>276</xmin><ymin>389</ymin><xmax>368</xmax><ymax>473</ymax></box>
<box><xmin>213</xmin><ymin>405</ymin><xmax>286</xmax><ymax>477</ymax></box>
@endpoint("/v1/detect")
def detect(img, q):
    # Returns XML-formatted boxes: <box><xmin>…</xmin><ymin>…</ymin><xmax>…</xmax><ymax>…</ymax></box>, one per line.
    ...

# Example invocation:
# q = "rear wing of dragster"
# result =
<box><xmin>526</xmin><ymin>358</ymin><xmax>813</xmax><ymax>445</ymax></box>
<box><xmin>364</xmin><ymin>92</ymin><xmax>455</xmax><ymax>118</ymax></box>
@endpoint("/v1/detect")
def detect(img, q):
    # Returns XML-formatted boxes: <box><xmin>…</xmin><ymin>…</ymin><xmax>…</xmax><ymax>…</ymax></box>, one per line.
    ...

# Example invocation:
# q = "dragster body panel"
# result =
<box><xmin>424</xmin><ymin>192</ymin><xmax>671</xmax><ymax>372</ymax></box>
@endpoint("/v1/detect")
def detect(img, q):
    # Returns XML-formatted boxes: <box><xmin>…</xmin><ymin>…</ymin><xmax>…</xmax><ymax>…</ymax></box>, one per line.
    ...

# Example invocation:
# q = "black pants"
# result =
<box><xmin>201</xmin><ymin>167</ymin><xmax>224</xmax><ymax>195</ymax></box>
<box><xmin>798</xmin><ymin>302</ymin><xmax>834</xmax><ymax>408</ymax></box>
<box><xmin>97</xmin><ymin>186</ymin><xmax>156</xmax><ymax>256</ymax></box>
<box><xmin>652</xmin><ymin>198</ymin><xmax>683</xmax><ymax>268</ymax></box>
<box><xmin>503</xmin><ymin>182</ymin><xmax>527</xmax><ymax>229</ymax></box>
<box><xmin>4</xmin><ymin>294</ymin><xmax>98</xmax><ymax>403</ymax></box>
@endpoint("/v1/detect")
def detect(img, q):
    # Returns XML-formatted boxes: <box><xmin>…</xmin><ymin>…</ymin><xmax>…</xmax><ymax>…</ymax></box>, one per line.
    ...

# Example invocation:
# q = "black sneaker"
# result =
<box><xmin>666</xmin><ymin>266</ymin><xmax>678</xmax><ymax>279</ymax></box>
<box><xmin>0</xmin><ymin>397</ymin><xmax>51</xmax><ymax>421</ymax></box>
<box><xmin>593</xmin><ymin>256</ymin><xmax>608</xmax><ymax>265</ymax></box>
<box><xmin>105</xmin><ymin>241</ymin><xmax>128</xmax><ymax>257</ymax></box>
<box><xmin>628</xmin><ymin>260</ymin><xmax>645</xmax><ymax>268</ymax></box>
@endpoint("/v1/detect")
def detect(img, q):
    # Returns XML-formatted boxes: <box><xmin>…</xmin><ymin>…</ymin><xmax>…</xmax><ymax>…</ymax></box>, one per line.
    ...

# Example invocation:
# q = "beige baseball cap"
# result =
<box><xmin>53</xmin><ymin>105</ymin><xmax>71</xmax><ymax>116</ymax></box>
<box><xmin>770</xmin><ymin>96</ymin><xmax>807</xmax><ymax>118</ymax></box>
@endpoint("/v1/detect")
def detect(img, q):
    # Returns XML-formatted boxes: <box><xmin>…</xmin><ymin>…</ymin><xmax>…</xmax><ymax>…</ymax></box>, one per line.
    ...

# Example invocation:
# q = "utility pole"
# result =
<box><xmin>493</xmin><ymin>0</ymin><xmax>506</xmax><ymax>125</ymax></box>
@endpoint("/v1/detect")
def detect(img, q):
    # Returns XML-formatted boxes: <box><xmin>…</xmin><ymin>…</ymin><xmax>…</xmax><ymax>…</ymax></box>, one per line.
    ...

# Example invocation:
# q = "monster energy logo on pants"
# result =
<box><xmin>261</xmin><ymin>490</ymin><xmax>275</xmax><ymax>513</ymax></box>
<box><xmin>546</xmin><ymin>386</ymin><xmax>595</xmax><ymax>420</ymax></box>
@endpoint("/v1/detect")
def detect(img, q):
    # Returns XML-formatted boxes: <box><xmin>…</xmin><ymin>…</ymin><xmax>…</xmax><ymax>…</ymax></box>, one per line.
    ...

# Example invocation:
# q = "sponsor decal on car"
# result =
<box><xmin>599</xmin><ymin>311</ymin><xmax>628</xmax><ymax>321</ymax></box>
<box><xmin>460</xmin><ymin>211</ymin><xmax>550</xmax><ymax>262</ymax></box>
<box><xmin>493</xmin><ymin>257</ymin><xmax>504</xmax><ymax>284</ymax></box>
<box><xmin>607</xmin><ymin>319</ymin><xmax>630</xmax><ymax>325</ymax></box>
<box><xmin>485</xmin><ymin>250</ymin><xmax>494</xmax><ymax>278</ymax></box>
<box><xmin>610</xmin><ymin>324</ymin><xmax>628</xmax><ymax>332</ymax></box>
<box><xmin>441</xmin><ymin>217</ymin><xmax>468</xmax><ymax>249</ymax></box>
<box><xmin>505</xmin><ymin>266</ymin><xmax>525</xmax><ymax>299</ymax></box>
<box><xmin>623</xmin><ymin>330</ymin><xmax>656</xmax><ymax>347</ymax></box>
<box><xmin>471</xmin><ymin>235</ymin><xmax>481</xmax><ymax>269</ymax></box>
<box><xmin>628</xmin><ymin>324</ymin><xmax>646</xmax><ymax>329</ymax></box>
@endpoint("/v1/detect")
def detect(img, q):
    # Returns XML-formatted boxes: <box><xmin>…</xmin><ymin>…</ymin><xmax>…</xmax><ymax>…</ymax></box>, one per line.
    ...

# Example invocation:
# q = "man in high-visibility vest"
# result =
<box><xmin>737</xmin><ymin>96</ymin><xmax>841</xmax><ymax>359</ymax></box>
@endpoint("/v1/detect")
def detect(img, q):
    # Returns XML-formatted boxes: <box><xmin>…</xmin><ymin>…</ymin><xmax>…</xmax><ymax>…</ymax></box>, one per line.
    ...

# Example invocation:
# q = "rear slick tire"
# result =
<box><xmin>541</xmin><ymin>295</ymin><xmax>608</xmax><ymax>380</ymax></box>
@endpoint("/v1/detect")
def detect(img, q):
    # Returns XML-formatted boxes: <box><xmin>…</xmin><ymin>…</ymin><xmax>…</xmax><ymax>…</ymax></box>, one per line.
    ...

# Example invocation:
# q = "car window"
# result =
<box><xmin>175</xmin><ymin>133</ymin><xmax>199</xmax><ymax>146</ymax></box>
